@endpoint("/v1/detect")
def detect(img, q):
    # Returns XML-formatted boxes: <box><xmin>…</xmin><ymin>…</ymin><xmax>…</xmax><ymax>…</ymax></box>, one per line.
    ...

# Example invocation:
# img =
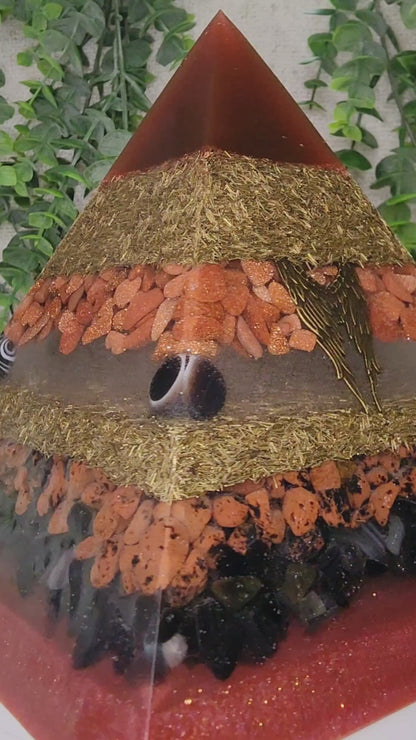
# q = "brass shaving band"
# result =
<box><xmin>332</xmin><ymin>263</ymin><xmax>382</xmax><ymax>411</ymax></box>
<box><xmin>0</xmin><ymin>383</ymin><xmax>415</xmax><ymax>502</ymax></box>
<box><xmin>278</xmin><ymin>259</ymin><xmax>370</xmax><ymax>412</ymax></box>
<box><xmin>42</xmin><ymin>150</ymin><xmax>409</xmax><ymax>278</ymax></box>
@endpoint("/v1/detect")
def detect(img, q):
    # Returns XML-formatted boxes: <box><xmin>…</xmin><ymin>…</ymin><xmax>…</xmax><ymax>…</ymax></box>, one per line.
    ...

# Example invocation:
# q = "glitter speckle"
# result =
<box><xmin>184</xmin><ymin>698</ymin><xmax>192</xmax><ymax>706</ymax></box>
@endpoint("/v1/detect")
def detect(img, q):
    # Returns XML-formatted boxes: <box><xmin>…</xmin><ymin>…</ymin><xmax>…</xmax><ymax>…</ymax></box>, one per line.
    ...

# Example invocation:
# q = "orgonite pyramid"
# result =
<box><xmin>2</xmin><ymin>11</ymin><xmax>416</xmax><ymax>740</ymax></box>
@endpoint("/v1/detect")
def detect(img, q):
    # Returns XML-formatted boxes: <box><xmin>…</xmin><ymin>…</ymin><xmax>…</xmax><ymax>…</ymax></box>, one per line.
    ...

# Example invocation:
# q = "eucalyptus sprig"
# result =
<box><xmin>302</xmin><ymin>0</ymin><xmax>416</xmax><ymax>255</ymax></box>
<box><xmin>0</xmin><ymin>0</ymin><xmax>194</xmax><ymax>329</ymax></box>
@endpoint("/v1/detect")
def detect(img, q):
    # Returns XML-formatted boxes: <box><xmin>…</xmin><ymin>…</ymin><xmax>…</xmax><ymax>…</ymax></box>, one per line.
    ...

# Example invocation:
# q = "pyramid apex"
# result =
<box><xmin>104</xmin><ymin>12</ymin><xmax>343</xmax><ymax>180</ymax></box>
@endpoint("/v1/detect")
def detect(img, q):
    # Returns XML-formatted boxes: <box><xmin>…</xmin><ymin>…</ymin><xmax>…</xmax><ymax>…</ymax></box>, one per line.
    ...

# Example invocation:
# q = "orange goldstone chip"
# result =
<box><xmin>166</xmin><ymin>549</ymin><xmax>208</xmax><ymax>606</ymax></box>
<box><xmin>370</xmin><ymin>481</ymin><xmax>400</xmax><ymax>527</ymax></box>
<box><xmin>382</xmin><ymin>269</ymin><xmax>414</xmax><ymax>304</ymax></box>
<box><xmin>113</xmin><ymin>277</ymin><xmax>143</xmax><ymax>308</ymax></box>
<box><xmin>241</xmin><ymin>259</ymin><xmax>275</xmax><ymax>286</ymax></box>
<box><xmin>268</xmin><ymin>325</ymin><xmax>290</xmax><ymax>355</ymax></box>
<box><xmin>213</xmin><ymin>495</ymin><xmax>249</xmax><ymax>527</ymax></box>
<box><xmin>310</xmin><ymin>461</ymin><xmax>341</xmax><ymax>492</ymax></box>
<box><xmin>221</xmin><ymin>284</ymin><xmax>249</xmax><ymax>315</ymax></box>
<box><xmin>401</xmin><ymin>306</ymin><xmax>416</xmax><ymax>341</ymax></box>
<box><xmin>185</xmin><ymin>264</ymin><xmax>227</xmax><ymax>303</ymax></box>
<box><xmin>8</xmin><ymin>260</ymin><xmax>416</xmax><ymax>359</ymax></box>
<box><xmin>82</xmin><ymin>298</ymin><xmax>114</xmax><ymax>345</ymax></box>
<box><xmin>124</xmin><ymin>518</ymin><xmax>190</xmax><ymax>594</ymax></box>
<box><xmin>268</xmin><ymin>281</ymin><xmax>296</xmax><ymax>313</ymax></box>
<box><xmin>289</xmin><ymin>329</ymin><xmax>317</xmax><ymax>352</ymax></box>
<box><xmin>236</xmin><ymin>315</ymin><xmax>263</xmax><ymax>358</ymax></box>
<box><xmin>282</xmin><ymin>487</ymin><xmax>320</xmax><ymax>536</ymax></box>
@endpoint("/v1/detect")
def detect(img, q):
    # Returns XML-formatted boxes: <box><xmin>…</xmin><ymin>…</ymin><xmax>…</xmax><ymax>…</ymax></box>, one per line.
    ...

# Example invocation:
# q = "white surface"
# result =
<box><xmin>0</xmin><ymin>705</ymin><xmax>33</xmax><ymax>740</ymax></box>
<box><xmin>1</xmin><ymin>1</ymin><xmax>416</xmax><ymax>738</ymax></box>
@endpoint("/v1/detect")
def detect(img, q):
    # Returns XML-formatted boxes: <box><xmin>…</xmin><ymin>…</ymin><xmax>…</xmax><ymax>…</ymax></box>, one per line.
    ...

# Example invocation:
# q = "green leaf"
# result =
<box><xmin>155</xmin><ymin>7</ymin><xmax>188</xmax><ymax>30</ymax></box>
<box><xmin>333</xmin><ymin>21</ymin><xmax>372</xmax><ymax>52</ymax></box>
<box><xmin>336</xmin><ymin>149</ymin><xmax>372</xmax><ymax>170</ymax></box>
<box><xmin>395</xmin><ymin>223</ymin><xmax>416</xmax><ymax>247</ymax></box>
<box><xmin>0</xmin><ymin>69</ymin><xmax>4</xmax><ymax>87</ymax></box>
<box><xmin>404</xmin><ymin>100</ymin><xmax>416</xmax><ymax>121</ymax></box>
<box><xmin>401</xmin><ymin>0</ymin><xmax>416</xmax><ymax>28</ymax></box>
<box><xmin>14</xmin><ymin>181</ymin><xmax>28</xmax><ymax>197</ymax></box>
<box><xmin>156</xmin><ymin>35</ymin><xmax>185</xmax><ymax>66</ymax></box>
<box><xmin>100</xmin><ymin>131</ymin><xmax>132</xmax><ymax>157</ymax></box>
<box><xmin>379</xmin><ymin>201</ymin><xmax>411</xmax><ymax>225</ymax></box>
<box><xmin>37</xmin><ymin>55</ymin><xmax>63</xmax><ymax>81</ymax></box>
<box><xmin>17</xmin><ymin>101</ymin><xmax>36</xmax><ymax>119</ymax></box>
<box><xmin>43</xmin><ymin>3</ymin><xmax>62</xmax><ymax>20</ymax></box>
<box><xmin>15</xmin><ymin>160</ymin><xmax>33</xmax><ymax>182</ymax></box>
<box><xmin>360</xmin><ymin>128</ymin><xmax>378</xmax><ymax>148</ymax></box>
<box><xmin>307</xmin><ymin>9</ymin><xmax>334</xmax><ymax>14</ymax></box>
<box><xmin>304</xmin><ymin>78</ymin><xmax>327</xmax><ymax>89</ymax></box>
<box><xmin>28</xmin><ymin>211</ymin><xmax>53</xmax><ymax>229</ymax></box>
<box><xmin>123</xmin><ymin>39</ymin><xmax>152</xmax><ymax>70</ymax></box>
<box><xmin>46</xmin><ymin>165</ymin><xmax>89</xmax><ymax>184</ymax></box>
<box><xmin>342</xmin><ymin>124</ymin><xmax>362</xmax><ymax>141</ymax></box>
<box><xmin>330</xmin><ymin>0</ymin><xmax>357</xmax><ymax>8</ymax></box>
<box><xmin>33</xmin><ymin>237</ymin><xmax>54</xmax><ymax>257</ymax></box>
<box><xmin>356</xmin><ymin>106</ymin><xmax>383</xmax><ymax>121</ymax></box>
<box><xmin>299</xmin><ymin>100</ymin><xmax>325</xmax><ymax>111</ymax></box>
<box><xmin>348</xmin><ymin>81</ymin><xmax>375</xmax><ymax>109</ymax></box>
<box><xmin>17</xmin><ymin>50</ymin><xmax>33</xmax><ymax>66</ymax></box>
<box><xmin>0</xmin><ymin>96</ymin><xmax>14</xmax><ymax>123</ymax></box>
<box><xmin>333</xmin><ymin>100</ymin><xmax>356</xmax><ymax>122</ymax></box>
<box><xmin>127</xmin><ymin>0</ymin><xmax>147</xmax><ymax>23</ymax></box>
<box><xmin>0</xmin><ymin>131</ymin><xmax>13</xmax><ymax>155</ymax></box>
<box><xmin>0</xmin><ymin>166</ymin><xmax>17</xmax><ymax>186</ymax></box>
<box><xmin>41</xmin><ymin>29</ymin><xmax>67</xmax><ymax>53</ymax></box>
<box><xmin>84</xmin><ymin>159</ymin><xmax>112</xmax><ymax>185</ymax></box>
<box><xmin>307</xmin><ymin>32</ymin><xmax>335</xmax><ymax>59</ymax></box>
<box><xmin>386</xmin><ymin>192</ymin><xmax>416</xmax><ymax>205</ymax></box>
<box><xmin>79</xmin><ymin>1</ymin><xmax>105</xmax><ymax>38</ymax></box>
<box><xmin>355</xmin><ymin>9</ymin><xmax>387</xmax><ymax>35</ymax></box>
<box><xmin>33</xmin><ymin>186</ymin><xmax>64</xmax><ymax>198</ymax></box>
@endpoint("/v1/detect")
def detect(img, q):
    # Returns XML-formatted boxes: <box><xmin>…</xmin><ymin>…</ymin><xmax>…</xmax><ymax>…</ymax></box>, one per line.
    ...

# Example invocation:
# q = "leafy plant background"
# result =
<box><xmin>0</xmin><ymin>0</ymin><xmax>194</xmax><ymax>329</ymax></box>
<box><xmin>302</xmin><ymin>0</ymin><xmax>416</xmax><ymax>255</ymax></box>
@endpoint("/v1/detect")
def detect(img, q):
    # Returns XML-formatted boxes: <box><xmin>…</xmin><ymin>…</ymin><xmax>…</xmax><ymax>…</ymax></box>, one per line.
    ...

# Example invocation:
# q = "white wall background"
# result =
<box><xmin>0</xmin><ymin>0</ymin><xmax>414</xmax><ymax>254</ymax></box>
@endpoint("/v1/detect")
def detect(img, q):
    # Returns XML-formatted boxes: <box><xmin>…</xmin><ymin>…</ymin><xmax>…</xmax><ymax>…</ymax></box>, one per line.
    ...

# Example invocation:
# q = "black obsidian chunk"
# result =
<box><xmin>238</xmin><ymin>589</ymin><xmax>288</xmax><ymax>663</ymax></box>
<box><xmin>211</xmin><ymin>576</ymin><xmax>262</xmax><ymax>611</ymax></box>
<box><xmin>67</xmin><ymin>503</ymin><xmax>92</xmax><ymax>539</ymax></box>
<box><xmin>105</xmin><ymin>608</ymin><xmax>135</xmax><ymax>675</ymax></box>
<box><xmin>214</xmin><ymin>544</ymin><xmax>249</xmax><ymax>578</ymax></box>
<box><xmin>192</xmin><ymin>597</ymin><xmax>242</xmax><ymax>679</ymax></box>
<box><xmin>318</xmin><ymin>543</ymin><xmax>365</xmax><ymax>607</ymax></box>
<box><xmin>158</xmin><ymin>609</ymin><xmax>180</xmax><ymax>643</ymax></box>
<box><xmin>72</xmin><ymin>595</ymin><xmax>108</xmax><ymax>669</ymax></box>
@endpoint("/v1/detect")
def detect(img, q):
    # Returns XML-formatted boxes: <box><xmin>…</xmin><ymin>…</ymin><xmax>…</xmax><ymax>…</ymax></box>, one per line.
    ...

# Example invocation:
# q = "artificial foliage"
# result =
<box><xmin>0</xmin><ymin>0</ymin><xmax>194</xmax><ymax>329</ymax></box>
<box><xmin>303</xmin><ymin>0</ymin><xmax>416</xmax><ymax>255</ymax></box>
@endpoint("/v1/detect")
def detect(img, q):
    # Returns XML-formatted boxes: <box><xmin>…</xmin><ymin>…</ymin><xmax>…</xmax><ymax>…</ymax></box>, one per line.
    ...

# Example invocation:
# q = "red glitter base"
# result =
<box><xmin>1</xmin><ymin>575</ymin><xmax>416</xmax><ymax>739</ymax></box>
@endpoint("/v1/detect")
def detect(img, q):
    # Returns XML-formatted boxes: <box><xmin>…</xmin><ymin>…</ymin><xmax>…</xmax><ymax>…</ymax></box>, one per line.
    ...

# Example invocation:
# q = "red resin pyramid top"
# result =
<box><xmin>105</xmin><ymin>11</ymin><xmax>343</xmax><ymax>180</ymax></box>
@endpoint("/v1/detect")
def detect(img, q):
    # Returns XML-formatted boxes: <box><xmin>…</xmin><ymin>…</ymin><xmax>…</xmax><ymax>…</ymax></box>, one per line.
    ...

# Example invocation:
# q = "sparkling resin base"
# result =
<box><xmin>2</xmin><ymin>439</ymin><xmax>416</xmax><ymax>710</ymax></box>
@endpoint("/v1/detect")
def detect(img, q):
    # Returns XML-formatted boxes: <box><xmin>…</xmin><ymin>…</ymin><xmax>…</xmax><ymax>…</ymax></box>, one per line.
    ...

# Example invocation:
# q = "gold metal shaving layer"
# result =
<box><xmin>0</xmin><ymin>383</ymin><xmax>415</xmax><ymax>502</ymax></box>
<box><xmin>278</xmin><ymin>259</ymin><xmax>371</xmax><ymax>412</ymax></box>
<box><xmin>42</xmin><ymin>150</ymin><xmax>409</xmax><ymax>278</ymax></box>
<box><xmin>332</xmin><ymin>263</ymin><xmax>382</xmax><ymax>411</ymax></box>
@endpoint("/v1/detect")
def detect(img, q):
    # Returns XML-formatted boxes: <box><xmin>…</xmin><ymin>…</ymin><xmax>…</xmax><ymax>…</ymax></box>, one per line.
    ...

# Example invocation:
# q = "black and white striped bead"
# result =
<box><xmin>0</xmin><ymin>334</ymin><xmax>15</xmax><ymax>378</ymax></box>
